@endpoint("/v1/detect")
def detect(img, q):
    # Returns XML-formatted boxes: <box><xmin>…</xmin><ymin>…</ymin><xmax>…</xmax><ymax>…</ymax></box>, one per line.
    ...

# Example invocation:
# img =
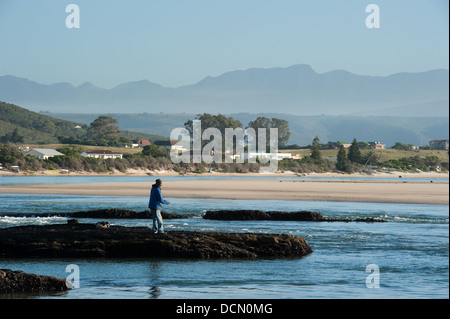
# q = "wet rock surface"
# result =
<box><xmin>0</xmin><ymin>269</ymin><xmax>70</xmax><ymax>294</ymax></box>
<box><xmin>0</xmin><ymin>209</ymin><xmax>188</xmax><ymax>220</ymax></box>
<box><xmin>0</xmin><ymin>223</ymin><xmax>313</xmax><ymax>259</ymax></box>
<box><xmin>69</xmin><ymin>209</ymin><xmax>188</xmax><ymax>220</ymax></box>
<box><xmin>203</xmin><ymin>210</ymin><xmax>387</xmax><ymax>222</ymax></box>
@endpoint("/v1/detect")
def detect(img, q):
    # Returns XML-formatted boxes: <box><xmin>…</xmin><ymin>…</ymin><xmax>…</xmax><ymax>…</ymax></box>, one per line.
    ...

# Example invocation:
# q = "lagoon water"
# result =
<box><xmin>0</xmin><ymin>176</ymin><xmax>448</xmax><ymax>299</ymax></box>
<box><xmin>0</xmin><ymin>175</ymin><xmax>448</xmax><ymax>186</ymax></box>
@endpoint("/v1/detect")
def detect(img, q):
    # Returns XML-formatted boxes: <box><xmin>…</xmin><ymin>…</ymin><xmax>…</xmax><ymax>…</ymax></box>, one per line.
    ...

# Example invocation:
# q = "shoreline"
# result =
<box><xmin>0</xmin><ymin>178</ymin><xmax>448</xmax><ymax>205</ymax></box>
<box><xmin>1</xmin><ymin>169</ymin><xmax>448</xmax><ymax>180</ymax></box>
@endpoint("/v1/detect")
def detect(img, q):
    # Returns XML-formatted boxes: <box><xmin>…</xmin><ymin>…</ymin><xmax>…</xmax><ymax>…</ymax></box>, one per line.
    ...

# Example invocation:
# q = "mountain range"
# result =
<box><xmin>0</xmin><ymin>65</ymin><xmax>448</xmax><ymax>115</ymax></box>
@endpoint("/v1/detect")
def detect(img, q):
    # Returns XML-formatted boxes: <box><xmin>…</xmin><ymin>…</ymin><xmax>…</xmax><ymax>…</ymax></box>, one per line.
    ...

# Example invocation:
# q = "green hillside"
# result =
<box><xmin>0</xmin><ymin>101</ymin><xmax>88</xmax><ymax>144</ymax></box>
<box><xmin>0</xmin><ymin>101</ymin><xmax>167</xmax><ymax>144</ymax></box>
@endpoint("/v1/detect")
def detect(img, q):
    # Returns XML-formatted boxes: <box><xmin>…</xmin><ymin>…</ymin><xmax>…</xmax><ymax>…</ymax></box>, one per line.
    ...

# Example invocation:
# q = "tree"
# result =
<box><xmin>0</xmin><ymin>128</ymin><xmax>24</xmax><ymax>143</ymax></box>
<box><xmin>56</xmin><ymin>145</ymin><xmax>83</xmax><ymax>158</ymax></box>
<box><xmin>362</xmin><ymin>150</ymin><xmax>379</xmax><ymax>166</ymax></box>
<box><xmin>247</xmin><ymin>117</ymin><xmax>291</xmax><ymax>148</ymax></box>
<box><xmin>348</xmin><ymin>138</ymin><xmax>363</xmax><ymax>163</ymax></box>
<box><xmin>391</xmin><ymin>142</ymin><xmax>415</xmax><ymax>151</ymax></box>
<box><xmin>247</xmin><ymin>117</ymin><xmax>271</xmax><ymax>132</ymax></box>
<box><xmin>87</xmin><ymin>116</ymin><xmax>120</xmax><ymax>143</ymax></box>
<box><xmin>142</xmin><ymin>145</ymin><xmax>169</xmax><ymax>158</ymax></box>
<box><xmin>184</xmin><ymin>113</ymin><xmax>242</xmax><ymax>151</ymax></box>
<box><xmin>310</xmin><ymin>136</ymin><xmax>321</xmax><ymax>161</ymax></box>
<box><xmin>336</xmin><ymin>145</ymin><xmax>351</xmax><ymax>172</ymax></box>
<box><xmin>0</xmin><ymin>143</ymin><xmax>24</xmax><ymax>165</ymax></box>
<box><xmin>184</xmin><ymin>113</ymin><xmax>242</xmax><ymax>136</ymax></box>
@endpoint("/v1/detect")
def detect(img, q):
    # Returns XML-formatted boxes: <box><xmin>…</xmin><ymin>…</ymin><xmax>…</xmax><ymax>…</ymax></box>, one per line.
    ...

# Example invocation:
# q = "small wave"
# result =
<box><xmin>0</xmin><ymin>216</ymin><xmax>67</xmax><ymax>228</ymax></box>
<box><xmin>390</xmin><ymin>216</ymin><xmax>449</xmax><ymax>224</ymax></box>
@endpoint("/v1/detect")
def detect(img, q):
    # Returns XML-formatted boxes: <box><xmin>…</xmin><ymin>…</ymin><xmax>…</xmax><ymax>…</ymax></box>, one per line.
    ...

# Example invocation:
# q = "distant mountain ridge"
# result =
<box><xmin>0</xmin><ymin>65</ymin><xmax>448</xmax><ymax>115</ymax></box>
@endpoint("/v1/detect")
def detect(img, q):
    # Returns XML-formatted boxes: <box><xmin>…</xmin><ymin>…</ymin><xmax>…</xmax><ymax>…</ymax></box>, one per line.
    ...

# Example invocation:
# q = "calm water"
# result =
<box><xmin>0</xmin><ymin>176</ymin><xmax>448</xmax><ymax>299</ymax></box>
<box><xmin>0</xmin><ymin>174</ymin><xmax>448</xmax><ymax>186</ymax></box>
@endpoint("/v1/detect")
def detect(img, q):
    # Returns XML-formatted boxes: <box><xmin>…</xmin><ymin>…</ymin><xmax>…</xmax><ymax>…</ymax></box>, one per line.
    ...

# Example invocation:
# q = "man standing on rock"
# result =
<box><xmin>148</xmin><ymin>179</ymin><xmax>170</xmax><ymax>233</ymax></box>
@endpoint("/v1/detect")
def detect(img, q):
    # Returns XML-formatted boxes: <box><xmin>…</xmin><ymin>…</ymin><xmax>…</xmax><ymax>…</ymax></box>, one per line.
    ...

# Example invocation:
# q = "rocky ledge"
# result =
<box><xmin>0</xmin><ymin>223</ymin><xmax>312</xmax><ymax>259</ymax></box>
<box><xmin>3</xmin><ymin>209</ymin><xmax>189</xmax><ymax>220</ymax></box>
<box><xmin>68</xmin><ymin>209</ymin><xmax>188</xmax><ymax>220</ymax></box>
<box><xmin>0</xmin><ymin>269</ymin><xmax>70</xmax><ymax>294</ymax></box>
<box><xmin>203</xmin><ymin>210</ymin><xmax>387</xmax><ymax>222</ymax></box>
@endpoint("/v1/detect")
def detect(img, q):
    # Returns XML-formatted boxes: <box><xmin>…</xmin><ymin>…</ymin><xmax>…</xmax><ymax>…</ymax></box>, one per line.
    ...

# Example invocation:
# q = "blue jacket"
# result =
<box><xmin>148</xmin><ymin>184</ymin><xmax>169</xmax><ymax>209</ymax></box>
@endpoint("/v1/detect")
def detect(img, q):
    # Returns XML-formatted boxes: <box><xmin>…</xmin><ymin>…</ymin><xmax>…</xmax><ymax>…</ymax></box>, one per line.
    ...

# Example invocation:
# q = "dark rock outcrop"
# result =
<box><xmin>69</xmin><ymin>209</ymin><xmax>189</xmax><ymax>220</ymax></box>
<box><xmin>203</xmin><ymin>210</ymin><xmax>387</xmax><ymax>222</ymax></box>
<box><xmin>0</xmin><ymin>269</ymin><xmax>70</xmax><ymax>294</ymax></box>
<box><xmin>1</xmin><ymin>209</ymin><xmax>385</xmax><ymax>222</ymax></box>
<box><xmin>1</xmin><ymin>209</ymin><xmax>189</xmax><ymax>220</ymax></box>
<box><xmin>204</xmin><ymin>210</ymin><xmax>325</xmax><ymax>221</ymax></box>
<box><xmin>0</xmin><ymin>224</ymin><xmax>312</xmax><ymax>259</ymax></box>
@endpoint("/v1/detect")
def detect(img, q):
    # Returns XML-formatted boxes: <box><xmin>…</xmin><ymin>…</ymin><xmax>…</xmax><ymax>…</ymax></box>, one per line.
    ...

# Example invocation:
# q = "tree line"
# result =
<box><xmin>286</xmin><ymin>136</ymin><xmax>447</xmax><ymax>173</ymax></box>
<box><xmin>1</xmin><ymin>111</ymin><xmax>447</xmax><ymax>174</ymax></box>
<box><xmin>184</xmin><ymin>113</ymin><xmax>291</xmax><ymax>149</ymax></box>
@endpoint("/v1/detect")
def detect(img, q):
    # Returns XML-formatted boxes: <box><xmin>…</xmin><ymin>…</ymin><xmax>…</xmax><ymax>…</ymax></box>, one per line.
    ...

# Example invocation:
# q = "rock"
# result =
<box><xmin>0</xmin><ymin>269</ymin><xmax>70</xmax><ymax>294</ymax></box>
<box><xmin>95</xmin><ymin>221</ymin><xmax>110</xmax><ymax>229</ymax></box>
<box><xmin>204</xmin><ymin>210</ymin><xmax>326</xmax><ymax>221</ymax></box>
<box><xmin>0</xmin><ymin>224</ymin><xmax>312</xmax><ymax>260</ymax></box>
<box><xmin>203</xmin><ymin>210</ymin><xmax>387</xmax><ymax>222</ymax></box>
<box><xmin>69</xmin><ymin>209</ymin><xmax>188</xmax><ymax>220</ymax></box>
<box><xmin>1</xmin><ymin>209</ymin><xmax>386</xmax><ymax>222</ymax></box>
<box><xmin>1</xmin><ymin>209</ymin><xmax>189</xmax><ymax>220</ymax></box>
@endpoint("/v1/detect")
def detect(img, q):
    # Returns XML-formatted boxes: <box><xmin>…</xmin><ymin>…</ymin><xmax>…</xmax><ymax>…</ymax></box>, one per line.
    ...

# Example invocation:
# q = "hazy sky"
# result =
<box><xmin>0</xmin><ymin>0</ymin><xmax>448</xmax><ymax>88</ymax></box>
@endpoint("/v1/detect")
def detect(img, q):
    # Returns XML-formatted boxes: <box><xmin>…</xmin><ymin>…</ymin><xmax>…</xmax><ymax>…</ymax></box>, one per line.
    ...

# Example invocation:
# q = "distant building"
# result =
<box><xmin>240</xmin><ymin>152</ymin><xmax>292</xmax><ymax>161</ymax></box>
<box><xmin>81</xmin><ymin>150</ymin><xmax>123</xmax><ymax>159</ymax></box>
<box><xmin>336</xmin><ymin>142</ymin><xmax>351</xmax><ymax>149</ymax></box>
<box><xmin>11</xmin><ymin>166</ymin><xmax>20</xmax><ymax>173</ymax></box>
<box><xmin>368</xmin><ymin>142</ymin><xmax>385</xmax><ymax>149</ymax></box>
<box><xmin>131</xmin><ymin>140</ymin><xmax>152</xmax><ymax>148</ymax></box>
<box><xmin>154</xmin><ymin>140</ymin><xmax>190</xmax><ymax>152</ymax></box>
<box><xmin>170</xmin><ymin>140</ymin><xmax>189</xmax><ymax>152</ymax></box>
<box><xmin>429</xmin><ymin>140</ymin><xmax>449</xmax><ymax>150</ymax></box>
<box><xmin>26</xmin><ymin>148</ymin><xmax>64</xmax><ymax>160</ymax></box>
<box><xmin>290</xmin><ymin>154</ymin><xmax>304</xmax><ymax>160</ymax></box>
<box><xmin>18</xmin><ymin>146</ymin><xmax>30</xmax><ymax>152</ymax></box>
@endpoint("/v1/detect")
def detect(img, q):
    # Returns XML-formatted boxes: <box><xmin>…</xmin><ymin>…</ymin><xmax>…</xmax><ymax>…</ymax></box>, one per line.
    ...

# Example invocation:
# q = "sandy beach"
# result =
<box><xmin>0</xmin><ymin>178</ymin><xmax>448</xmax><ymax>205</ymax></box>
<box><xmin>0</xmin><ymin>168</ymin><xmax>448</xmax><ymax>178</ymax></box>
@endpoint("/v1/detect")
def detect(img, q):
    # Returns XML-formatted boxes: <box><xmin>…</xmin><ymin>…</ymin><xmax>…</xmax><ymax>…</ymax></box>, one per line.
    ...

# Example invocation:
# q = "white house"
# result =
<box><xmin>81</xmin><ymin>150</ymin><xmax>123</xmax><ymax>159</ymax></box>
<box><xmin>131</xmin><ymin>140</ymin><xmax>152</xmax><ymax>148</ymax></box>
<box><xmin>26</xmin><ymin>149</ymin><xmax>64</xmax><ymax>160</ymax></box>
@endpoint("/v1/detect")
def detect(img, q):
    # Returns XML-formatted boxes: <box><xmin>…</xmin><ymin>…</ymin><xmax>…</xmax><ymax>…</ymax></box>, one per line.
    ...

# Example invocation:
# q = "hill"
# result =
<box><xmin>1</xmin><ymin>65</ymin><xmax>448</xmax><ymax>115</ymax></box>
<box><xmin>0</xmin><ymin>101</ymin><xmax>166</xmax><ymax>144</ymax></box>
<box><xmin>0</xmin><ymin>101</ymin><xmax>88</xmax><ymax>144</ymax></box>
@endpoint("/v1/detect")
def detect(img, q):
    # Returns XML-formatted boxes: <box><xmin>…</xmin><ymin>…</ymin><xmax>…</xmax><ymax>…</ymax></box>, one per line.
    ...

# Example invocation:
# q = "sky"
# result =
<box><xmin>0</xmin><ymin>0</ymin><xmax>448</xmax><ymax>88</ymax></box>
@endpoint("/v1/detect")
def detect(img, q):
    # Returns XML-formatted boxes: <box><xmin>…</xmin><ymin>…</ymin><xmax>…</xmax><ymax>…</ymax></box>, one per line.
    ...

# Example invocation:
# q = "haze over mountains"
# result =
<box><xmin>0</xmin><ymin>65</ymin><xmax>448</xmax><ymax>116</ymax></box>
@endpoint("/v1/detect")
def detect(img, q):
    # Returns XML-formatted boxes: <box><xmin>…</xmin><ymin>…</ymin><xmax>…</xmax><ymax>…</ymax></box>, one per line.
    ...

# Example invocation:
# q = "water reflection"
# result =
<box><xmin>148</xmin><ymin>261</ymin><xmax>163</xmax><ymax>299</ymax></box>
